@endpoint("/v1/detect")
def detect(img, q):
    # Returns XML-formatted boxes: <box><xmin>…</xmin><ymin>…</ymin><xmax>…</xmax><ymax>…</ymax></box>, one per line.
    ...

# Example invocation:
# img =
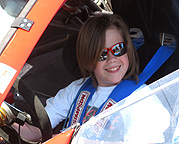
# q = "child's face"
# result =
<box><xmin>94</xmin><ymin>27</ymin><xmax>129</xmax><ymax>87</ymax></box>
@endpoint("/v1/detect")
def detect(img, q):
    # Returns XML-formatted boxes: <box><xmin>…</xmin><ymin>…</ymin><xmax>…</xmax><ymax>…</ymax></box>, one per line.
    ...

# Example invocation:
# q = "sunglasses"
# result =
<box><xmin>99</xmin><ymin>42</ymin><xmax>127</xmax><ymax>61</ymax></box>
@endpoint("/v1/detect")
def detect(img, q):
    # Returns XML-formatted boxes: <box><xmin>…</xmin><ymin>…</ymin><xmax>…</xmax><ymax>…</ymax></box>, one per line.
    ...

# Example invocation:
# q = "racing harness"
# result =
<box><xmin>64</xmin><ymin>44</ymin><xmax>175</xmax><ymax>128</ymax></box>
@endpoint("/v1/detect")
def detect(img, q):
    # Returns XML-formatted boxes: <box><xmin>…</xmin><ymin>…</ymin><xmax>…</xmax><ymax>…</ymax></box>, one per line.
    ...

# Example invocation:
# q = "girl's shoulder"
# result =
<box><xmin>56</xmin><ymin>77</ymin><xmax>91</xmax><ymax>96</ymax></box>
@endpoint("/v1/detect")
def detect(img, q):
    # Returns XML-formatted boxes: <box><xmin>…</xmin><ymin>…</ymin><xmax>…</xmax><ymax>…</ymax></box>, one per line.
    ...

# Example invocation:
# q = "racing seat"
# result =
<box><xmin>63</xmin><ymin>33</ymin><xmax>82</xmax><ymax>79</ymax></box>
<box><xmin>111</xmin><ymin>0</ymin><xmax>179</xmax><ymax>84</ymax></box>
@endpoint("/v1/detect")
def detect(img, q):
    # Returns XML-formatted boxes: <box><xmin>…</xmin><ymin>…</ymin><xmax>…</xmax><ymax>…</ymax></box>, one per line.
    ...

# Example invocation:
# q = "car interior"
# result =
<box><xmin>8</xmin><ymin>0</ymin><xmax>179</xmax><ymax>136</ymax></box>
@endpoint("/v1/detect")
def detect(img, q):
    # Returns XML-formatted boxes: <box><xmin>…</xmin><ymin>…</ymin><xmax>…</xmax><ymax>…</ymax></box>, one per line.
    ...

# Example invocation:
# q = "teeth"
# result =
<box><xmin>107</xmin><ymin>66</ymin><xmax>119</xmax><ymax>71</ymax></box>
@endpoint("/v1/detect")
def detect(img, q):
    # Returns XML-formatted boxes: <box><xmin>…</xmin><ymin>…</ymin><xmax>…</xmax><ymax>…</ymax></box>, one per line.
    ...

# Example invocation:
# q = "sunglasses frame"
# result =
<box><xmin>99</xmin><ymin>42</ymin><xmax>127</xmax><ymax>61</ymax></box>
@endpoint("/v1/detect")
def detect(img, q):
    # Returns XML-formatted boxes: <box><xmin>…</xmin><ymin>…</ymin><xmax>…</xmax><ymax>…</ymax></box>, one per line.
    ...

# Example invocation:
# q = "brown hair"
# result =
<box><xmin>76</xmin><ymin>14</ymin><xmax>139</xmax><ymax>87</ymax></box>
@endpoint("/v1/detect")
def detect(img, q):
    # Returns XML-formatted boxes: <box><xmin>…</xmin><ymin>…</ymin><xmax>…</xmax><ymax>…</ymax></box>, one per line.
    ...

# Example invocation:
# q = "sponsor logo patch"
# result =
<box><xmin>101</xmin><ymin>98</ymin><xmax>116</xmax><ymax>112</ymax></box>
<box><xmin>71</xmin><ymin>91</ymin><xmax>90</xmax><ymax>125</ymax></box>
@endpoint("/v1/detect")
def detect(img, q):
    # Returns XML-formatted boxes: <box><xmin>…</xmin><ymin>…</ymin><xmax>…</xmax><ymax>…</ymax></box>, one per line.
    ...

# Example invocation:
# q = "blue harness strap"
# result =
<box><xmin>97</xmin><ymin>45</ymin><xmax>175</xmax><ymax>114</ymax></box>
<box><xmin>68</xmin><ymin>78</ymin><xmax>96</xmax><ymax>127</ymax></box>
<box><xmin>68</xmin><ymin>45</ymin><xmax>175</xmax><ymax>126</ymax></box>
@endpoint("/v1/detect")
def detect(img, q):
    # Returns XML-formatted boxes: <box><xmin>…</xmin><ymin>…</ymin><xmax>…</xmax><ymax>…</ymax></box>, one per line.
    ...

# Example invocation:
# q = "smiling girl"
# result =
<box><xmin>12</xmin><ymin>14</ymin><xmax>169</xmax><ymax>143</ymax></box>
<box><xmin>45</xmin><ymin>14</ymin><xmax>141</xmax><ymax>129</ymax></box>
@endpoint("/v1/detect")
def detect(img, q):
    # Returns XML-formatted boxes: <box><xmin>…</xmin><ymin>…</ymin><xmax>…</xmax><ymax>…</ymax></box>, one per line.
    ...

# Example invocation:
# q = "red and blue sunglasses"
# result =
<box><xmin>99</xmin><ymin>42</ymin><xmax>127</xmax><ymax>61</ymax></box>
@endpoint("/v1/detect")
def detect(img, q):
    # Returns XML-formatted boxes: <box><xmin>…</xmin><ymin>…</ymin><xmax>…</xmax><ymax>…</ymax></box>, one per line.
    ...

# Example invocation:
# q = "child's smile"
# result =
<box><xmin>105</xmin><ymin>65</ymin><xmax>120</xmax><ymax>72</ymax></box>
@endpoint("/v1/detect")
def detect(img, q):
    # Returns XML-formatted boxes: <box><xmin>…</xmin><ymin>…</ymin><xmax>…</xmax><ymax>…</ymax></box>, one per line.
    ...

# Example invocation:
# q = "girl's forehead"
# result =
<box><xmin>105</xmin><ymin>27</ymin><xmax>124</xmax><ymax>48</ymax></box>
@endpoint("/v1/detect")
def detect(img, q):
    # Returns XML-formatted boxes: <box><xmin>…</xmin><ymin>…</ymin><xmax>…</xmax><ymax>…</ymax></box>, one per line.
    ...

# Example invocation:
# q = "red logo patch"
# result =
<box><xmin>101</xmin><ymin>98</ymin><xmax>116</xmax><ymax>112</ymax></box>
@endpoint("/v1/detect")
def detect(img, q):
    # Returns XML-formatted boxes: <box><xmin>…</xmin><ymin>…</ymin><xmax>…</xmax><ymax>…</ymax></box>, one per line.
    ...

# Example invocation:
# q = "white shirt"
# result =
<box><xmin>45</xmin><ymin>77</ymin><xmax>116</xmax><ymax>129</ymax></box>
<box><xmin>45</xmin><ymin>77</ymin><xmax>170</xmax><ymax>144</ymax></box>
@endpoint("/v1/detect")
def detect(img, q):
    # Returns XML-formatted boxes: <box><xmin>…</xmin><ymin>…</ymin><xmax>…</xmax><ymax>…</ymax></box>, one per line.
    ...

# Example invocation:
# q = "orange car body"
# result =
<box><xmin>0</xmin><ymin>0</ymin><xmax>66</xmax><ymax>105</ymax></box>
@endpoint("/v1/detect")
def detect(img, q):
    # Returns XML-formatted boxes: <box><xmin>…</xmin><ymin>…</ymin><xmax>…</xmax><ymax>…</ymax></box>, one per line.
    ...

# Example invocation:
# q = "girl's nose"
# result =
<box><xmin>106</xmin><ymin>51</ymin><xmax>117</xmax><ymax>63</ymax></box>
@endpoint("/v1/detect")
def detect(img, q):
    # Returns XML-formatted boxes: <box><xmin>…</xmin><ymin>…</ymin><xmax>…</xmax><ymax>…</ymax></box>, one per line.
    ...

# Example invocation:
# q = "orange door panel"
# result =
<box><xmin>0</xmin><ymin>0</ymin><xmax>66</xmax><ymax>105</ymax></box>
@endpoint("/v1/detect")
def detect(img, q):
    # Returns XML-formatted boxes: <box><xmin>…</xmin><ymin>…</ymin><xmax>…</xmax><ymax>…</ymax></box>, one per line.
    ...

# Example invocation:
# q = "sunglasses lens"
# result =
<box><xmin>99</xmin><ymin>50</ymin><xmax>108</xmax><ymax>61</ymax></box>
<box><xmin>98</xmin><ymin>42</ymin><xmax>127</xmax><ymax>61</ymax></box>
<box><xmin>113</xmin><ymin>43</ymin><xmax>127</xmax><ymax>56</ymax></box>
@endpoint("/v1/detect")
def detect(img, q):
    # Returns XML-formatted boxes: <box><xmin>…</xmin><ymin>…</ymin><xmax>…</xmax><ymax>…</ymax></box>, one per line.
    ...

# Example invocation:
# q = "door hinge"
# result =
<box><xmin>11</xmin><ymin>17</ymin><xmax>34</xmax><ymax>31</ymax></box>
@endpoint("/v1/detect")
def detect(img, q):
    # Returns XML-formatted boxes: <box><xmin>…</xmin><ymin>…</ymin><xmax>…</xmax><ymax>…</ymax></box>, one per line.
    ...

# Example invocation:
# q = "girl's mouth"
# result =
<box><xmin>106</xmin><ymin>66</ymin><xmax>120</xmax><ymax>72</ymax></box>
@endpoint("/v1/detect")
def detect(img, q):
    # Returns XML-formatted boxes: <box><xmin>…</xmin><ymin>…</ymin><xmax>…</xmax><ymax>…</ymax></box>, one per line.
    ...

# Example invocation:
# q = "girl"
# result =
<box><xmin>45</xmin><ymin>14</ymin><xmax>139</xmax><ymax>128</ymax></box>
<box><xmin>45</xmin><ymin>14</ymin><xmax>170</xmax><ymax>143</ymax></box>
